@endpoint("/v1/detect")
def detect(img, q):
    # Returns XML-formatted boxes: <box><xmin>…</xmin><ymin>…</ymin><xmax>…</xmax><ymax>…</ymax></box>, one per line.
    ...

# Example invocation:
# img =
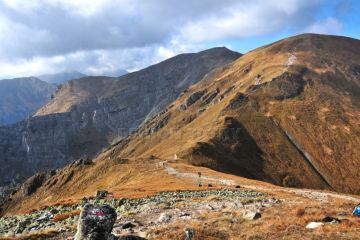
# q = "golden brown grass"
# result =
<box><xmin>294</xmin><ymin>207</ymin><xmax>306</xmax><ymax>217</ymax></box>
<box><xmin>52</xmin><ymin>209</ymin><xmax>80</xmax><ymax>222</ymax></box>
<box><xmin>2</xmin><ymin>35</ymin><xmax>360</xmax><ymax>225</ymax></box>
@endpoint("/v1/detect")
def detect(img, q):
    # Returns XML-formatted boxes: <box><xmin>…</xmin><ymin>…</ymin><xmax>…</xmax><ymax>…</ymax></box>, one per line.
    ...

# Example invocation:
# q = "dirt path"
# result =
<box><xmin>159</xmin><ymin>161</ymin><xmax>360</xmax><ymax>203</ymax></box>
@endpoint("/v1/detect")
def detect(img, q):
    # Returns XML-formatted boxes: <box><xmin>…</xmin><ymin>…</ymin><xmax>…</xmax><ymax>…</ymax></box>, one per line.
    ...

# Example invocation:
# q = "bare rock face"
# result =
<box><xmin>75</xmin><ymin>204</ymin><xmax>117</xmax><ymax>240</ymax></box>
<box><xmin>0</xmin><ymin>47</ymin><xmax>240</xmax><ymax>195</ymax></box>
<box><xmin>20</xmin><ymin>172</ymin><xmax>49</xmax><ymax>196</ymax></box>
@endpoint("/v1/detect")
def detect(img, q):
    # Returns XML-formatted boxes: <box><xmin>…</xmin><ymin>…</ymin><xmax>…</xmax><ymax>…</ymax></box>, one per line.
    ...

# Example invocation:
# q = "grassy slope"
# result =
<box><xmin>115</xmin><ymin>34</ymin><xmax>360</xmax><ymax>193</ymax></box>
<box><xmin>2</xmin><ymin>34</ymin><xmax>360</xmax><ymax>216</ymax></box>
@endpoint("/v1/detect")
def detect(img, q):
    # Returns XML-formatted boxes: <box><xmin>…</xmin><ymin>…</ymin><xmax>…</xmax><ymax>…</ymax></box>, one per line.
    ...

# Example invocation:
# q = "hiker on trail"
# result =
<box><xmin>197</xmin><ymin>172</ymin><xmax>202</xmax><ymax>187</ymax></box>
<box><xmin>353</xmin><ymin>203</ymin><xmax>360</xmax><ymax>217</ymax></box>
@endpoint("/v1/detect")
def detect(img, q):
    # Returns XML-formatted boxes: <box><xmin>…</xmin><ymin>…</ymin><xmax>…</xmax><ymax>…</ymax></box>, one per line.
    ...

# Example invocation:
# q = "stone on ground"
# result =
<box><xmin>243</xmin><ymin>211</ymin><xmax>261</xmax><ymax>220</ymax></box>
<box><xmin>74</xmin><ymin>204</ymin><xmax>117</xmax><ymax>240</ymax></box>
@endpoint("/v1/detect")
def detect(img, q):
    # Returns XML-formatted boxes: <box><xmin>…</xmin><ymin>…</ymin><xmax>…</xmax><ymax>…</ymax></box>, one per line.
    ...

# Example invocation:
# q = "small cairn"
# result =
<box><xmin>74</xmin><ymin>204</ymin><xmax>117</xmax><ymax>240</ymax></box>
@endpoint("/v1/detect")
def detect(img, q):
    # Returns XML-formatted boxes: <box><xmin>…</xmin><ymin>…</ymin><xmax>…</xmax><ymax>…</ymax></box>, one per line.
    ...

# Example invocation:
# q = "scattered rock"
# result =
<box><xmin>122</xmin><ymin>222</ymin><xmax>136</xmax><ymax>229</ymax></box>
<box><xmin>0</xmin><ymin>189</ymin><xmax>266</xmax><ymax>237</ymax></box>
<box><xmin>224</xmin><ymin>92</ymin><xmax>248</xmax><ymax>110</ymax></box>
<box><xmin>37</xmin><ymin>213</ymin><xmax>51</xmax><ymax>222</ymax></box>
<box><xmin>74</xmin><ymin>204</ymin><xmax>117</xmax><ymax>240</ymax></box>
<box><xmin>322</xmin><ymin>216</ymin><xmax>341</xmax><ymax>224</ymax></box>
<box><xmin>243</xmin><ymin>66</ymin><xmax>251</xmax><ymax>73</ymax></box>
<box><xmin>20</xmin><ymin>172</ymin><xmax>49</xmax><ymax>196</ymax></box>
<box><xmin>179</xmin><ymin>90</ymin><xmax>206</xmax><ymax>110</ymax></box>
<box><xmin>179</xmin><ymin>212</ymin><xmax>191</xmax><ymax>219</ymax></box>
<box><xmin>158</xmin><ymin>213</ymin><xmax>172</xmax><ymax>223</ymax></box>
<box><xmin>74</xmin><ymin>158</ymin><xmax>92</xmax><ymax>167</ymax></box>
<box><xmin>184</xmin><ymin>228</ymin><xmax>195</xmax><ymax>240</ymax></box>
<box><xmin>263</xmin><ymin>198</ymin><xmax>281</xmax><ymax>205</ymax></box>
<box><xmin>243</xmin><ymin>211</ymin><xmax>261</xmax><ymax>220</ymax></box>
<box><xmin>50</xmin><ymin>208</ymin><xmax>59</xmax><ymax>215</ymax></box>
<box><xmin>198</xmin><ymin>107</ymin><xmax>207</xmax><ymax>113</ymax></box>
<box><xmin>306</xmin><ymin>222</ymin><xmax>324</xmax><ymax>229</ymax></box>
<box><xmin>96</xmin><ymin>190</ymin><xmax>109</xmax><ymax>199</ymax></box>
<box><xmin>15</xmin><ymin>218</ymin><xmax>31</xmax><ymax>234</ymax></box>
<box><xmin>351</xmin><ymin>65</ymin><xmax>360</xmax><ymax>76</ymax></box>
<box><xmin>201</xmin><ymin>91</ymin><xmax>218</xmax><ymax>105</ymax></box>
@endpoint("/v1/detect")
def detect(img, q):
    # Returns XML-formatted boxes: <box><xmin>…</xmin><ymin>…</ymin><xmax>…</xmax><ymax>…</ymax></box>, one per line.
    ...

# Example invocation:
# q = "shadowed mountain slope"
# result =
<box><xmin>0</xmin><ymin>48</ymin><xmax>241</xmax><ymax>194</ymax></box>
<box><xmin>0</xmin><ymin>77</ymin><xmax>57</xmax><ymax>126</ymax></box>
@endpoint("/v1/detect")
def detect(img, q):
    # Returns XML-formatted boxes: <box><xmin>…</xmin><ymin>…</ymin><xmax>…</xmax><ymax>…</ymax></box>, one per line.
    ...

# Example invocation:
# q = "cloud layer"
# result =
<box><xmin>0</xmin><ymin>0</ymin><xmax>347</xmax><ymax>78</ymax></box>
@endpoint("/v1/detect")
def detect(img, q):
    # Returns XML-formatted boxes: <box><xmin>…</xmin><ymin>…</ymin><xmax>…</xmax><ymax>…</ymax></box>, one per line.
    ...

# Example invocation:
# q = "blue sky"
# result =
<box><xmin>0</xmin><ymin>0</ymin><xmax>359</xmax><ymax>78</ymax></box>
<box><xmin>212</xmin><ymin>0</ymin><xmax>360</xmax><ymax>53</ymax></box>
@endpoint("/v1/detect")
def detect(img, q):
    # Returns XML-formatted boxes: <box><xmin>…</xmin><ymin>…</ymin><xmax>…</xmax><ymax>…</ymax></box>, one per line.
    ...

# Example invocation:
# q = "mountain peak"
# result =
<box><xmin>37</xmin><ymin>71</ymin><xmax>87</xmax><ymax>85</ymax></box>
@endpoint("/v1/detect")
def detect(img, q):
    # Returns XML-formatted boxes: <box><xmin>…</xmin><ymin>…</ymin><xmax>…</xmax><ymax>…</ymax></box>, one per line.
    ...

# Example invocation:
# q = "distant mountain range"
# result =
<box><xmin>0</xmin><ymin>70</ymin><xmax>129</xmax><ymax>126</ymax></box>
<box><xmin>99</xmin><ymin>69</ymin><xmax>128</xmax><ymax>77</ymax></box>
<box><xmin>36</xmin><ymin>71</ymin><xmax>87</xmax><ymax>85</ymax></box>
<box><xmin>0</xmin><ymin>77</ymin><xmax>57</xmax><ymax>126</ymax></box>
<box><xmin>36</xmin><ymin>69</ymin><xmax>129</xmax><ymax>84</ymax></box>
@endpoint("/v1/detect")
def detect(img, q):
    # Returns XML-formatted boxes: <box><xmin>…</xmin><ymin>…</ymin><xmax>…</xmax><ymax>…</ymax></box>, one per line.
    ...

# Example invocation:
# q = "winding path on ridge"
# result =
<box><xmin>158</xmin><ymin>160</ymin><xmax>360</xmax><ymax>203</ymax></box>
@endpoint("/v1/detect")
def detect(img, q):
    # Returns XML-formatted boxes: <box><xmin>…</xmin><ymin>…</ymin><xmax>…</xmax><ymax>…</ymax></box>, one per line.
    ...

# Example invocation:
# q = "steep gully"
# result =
<box><xmin>271</xmin><ymin>119</ymin><xmax>333</xmax><ymax>190</ymax></box>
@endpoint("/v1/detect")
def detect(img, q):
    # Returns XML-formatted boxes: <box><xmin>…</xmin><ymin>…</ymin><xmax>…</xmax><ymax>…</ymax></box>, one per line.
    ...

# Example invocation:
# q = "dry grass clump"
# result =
<box><xmin>52</xmin><ymin>209</ymin><xmax>80</xmax><ymax>222</ymax></box>
<box><xmin>149</xmin><ymin>218</ymin><xmax>232</xmax><ymax>240</ymax></box>
<box><xmin>0</xmin><ymin>228</ymin><xmax>60</xmax><ymax>240</ymax></box>
<box><xmin>294</xmin><ymin>207</ymin><xmax>306</xmax><ymax>217</ymax></box>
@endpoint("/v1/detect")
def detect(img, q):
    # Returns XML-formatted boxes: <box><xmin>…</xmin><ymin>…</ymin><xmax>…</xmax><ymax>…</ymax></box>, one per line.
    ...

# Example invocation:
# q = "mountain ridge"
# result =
<box><xmin>0</xmin><ymin>47</ymin><xmax>241</xmax><ymax>197</ymax></box>
<box><xmin>36</xmin><ymin>71</ymin><xmax>87</xmax><ymax>85</ymax></box>
<box><xmin>1</xmin><ymin>34</ymin><xmax>360</xmax><ymax>219</ymax></box>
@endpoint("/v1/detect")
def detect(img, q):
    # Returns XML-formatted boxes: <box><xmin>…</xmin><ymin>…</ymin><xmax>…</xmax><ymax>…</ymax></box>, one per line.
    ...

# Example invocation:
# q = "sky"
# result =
<box><xmin>0</xmin><ymin>0</ymin><xmax>359</xmax><ymax>78</ymax></box>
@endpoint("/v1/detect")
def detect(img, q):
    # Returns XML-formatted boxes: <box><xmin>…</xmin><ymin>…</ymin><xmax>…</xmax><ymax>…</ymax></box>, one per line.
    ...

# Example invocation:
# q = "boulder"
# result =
<box><xmin>15</xmin><ymin>218</ymin><xmax>31</xmax><ymax>234</ymax></box>
<box><xmin>158</xmin><ymin>212</ymin><xmax>172</xmax><ymax>223</ymax></box>
<box><xmin>74</xmin><ymin>204</ymin><xmax>117</xmax><ymax>240</ymax></box>
<box><xmin>243</xmin><ymin>211</ymin><xmax>261</xmax><ymax>220</ymax></box>
<box><xmin>184</xmin><ymin>228</ymin><xmax>195</xmax><ymax>240</ymax></box>
<box><xmin>351</xmin><ymin>65</ymin><xmax>360</xmax><ymax>76</ymax></box>
<box><xmin>306</xmin><ymin>222</ymin><xmax>324</xmax><ymax>229</ymax></box>
<box><xmin>122</xmin><ymin>222</ymin><xmax>136</xmax><ymax>229</ymax></box>
<box><xmin>322</xmin><ymin>216</ymin><xmax>341</xmax><ymax>224</ymax></box>
<box><xmin>178</xmin><ymin>90</ymin><xmax>206</xmax><ymax>110</ymax></box>
<box><xmin>20</xmin><ymin>172</ymin><xmax>49</xmax><ymax>196</ymax></box>
<box><xmin>96</xmin><ymin>190</ymin><xmax>109</xmax><ymax>199</ymax></box>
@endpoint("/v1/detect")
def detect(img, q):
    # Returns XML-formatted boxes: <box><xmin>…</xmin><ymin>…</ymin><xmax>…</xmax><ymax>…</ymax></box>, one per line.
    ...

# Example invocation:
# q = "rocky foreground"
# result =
<box><xmin>1</xmin><ymin>185</ymin><xmax>360</xmax><ymax>240</ymax></box>
<box><xmin>0</xmin><ymin>189</ymin><xmax>267</xmax><ymax>239</ymax></box>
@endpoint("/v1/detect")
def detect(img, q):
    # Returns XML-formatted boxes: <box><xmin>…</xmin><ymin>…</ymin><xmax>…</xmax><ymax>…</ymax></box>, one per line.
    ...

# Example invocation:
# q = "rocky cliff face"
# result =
<box><xmin>0</xmin><ymin>77</ymin><xmax>57</xmax><ymax>126</ymax></box>
<box><xmin>0</xmin><ymin>48</ymin><xmax>241</xmax><ymax>195</ymax></box>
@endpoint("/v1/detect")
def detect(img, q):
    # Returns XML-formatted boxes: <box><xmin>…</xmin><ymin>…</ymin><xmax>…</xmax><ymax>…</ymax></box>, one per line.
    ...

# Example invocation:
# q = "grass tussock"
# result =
<box><xmin>52</xmin><ymin>209</ymin><xmax>80</xmax><ymax>222</ymax></box>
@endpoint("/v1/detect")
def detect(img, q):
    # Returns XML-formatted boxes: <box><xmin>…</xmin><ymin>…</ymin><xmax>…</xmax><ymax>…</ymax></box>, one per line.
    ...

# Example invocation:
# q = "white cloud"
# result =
<box><xmin>0</xmin><ymin>0</ymin><xmax>343</xmax><ymax>78</ymax></box>
<box><xmin>304</xmin><ymin>17</ymin><xmax>343</xmax><ymax>34</ymax></box>
<box><xmin>177</xmin><ymin>0</ymin><xmax>323</xmax><ymax>42</ymax></box>
<box><xmin>0</xmin><ymin>41</ymin><xmax>203</xmax><ymax>77</ymax></box>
